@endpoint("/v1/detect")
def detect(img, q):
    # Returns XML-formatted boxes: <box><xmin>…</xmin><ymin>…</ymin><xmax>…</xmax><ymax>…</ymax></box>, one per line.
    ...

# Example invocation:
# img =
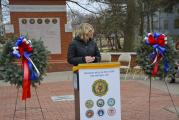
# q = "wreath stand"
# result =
<box><xmin>12</xmin><ymin>87</ymin><xmax>45</xmax><ymax>120</ymax></box>
<box><xmin>148</xmin><ymin>75</ymin><xmax>179</xmax><ymax>120</ymax></box>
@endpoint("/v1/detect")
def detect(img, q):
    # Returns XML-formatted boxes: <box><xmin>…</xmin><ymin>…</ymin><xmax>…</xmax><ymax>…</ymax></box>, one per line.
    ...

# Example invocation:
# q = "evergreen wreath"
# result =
<box><xmin>0</xmin><ymin>36</ymin><xmax>49</xmax><ymax>87</ymax></box>
<box><xmin>136</xmin><ymin>33</ymin><xmax>177</xmax><ymax>78</ymax></box>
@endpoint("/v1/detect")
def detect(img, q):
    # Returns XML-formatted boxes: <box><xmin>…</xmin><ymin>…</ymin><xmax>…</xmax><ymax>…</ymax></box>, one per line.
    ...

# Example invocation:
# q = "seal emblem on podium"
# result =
<box><xmin>92</xmin><ymin>79</ymin><xmax>108</xmax><ymax>97</ymax></box>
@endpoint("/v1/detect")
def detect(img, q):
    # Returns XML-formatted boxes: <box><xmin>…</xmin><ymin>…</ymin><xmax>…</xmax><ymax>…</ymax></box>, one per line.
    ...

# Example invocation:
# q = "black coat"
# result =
<box><xmin>67</xmin><ymin>36</ymin><xmax>101</xmax><ymax>66</ymax></box>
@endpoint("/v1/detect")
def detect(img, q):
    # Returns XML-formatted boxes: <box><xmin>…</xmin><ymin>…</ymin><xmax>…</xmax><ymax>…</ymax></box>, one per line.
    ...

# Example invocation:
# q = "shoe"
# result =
<box><xmin>169</xmin><ymin>79</ymin><xmax>175</xmax><ymax>83</ymax></box>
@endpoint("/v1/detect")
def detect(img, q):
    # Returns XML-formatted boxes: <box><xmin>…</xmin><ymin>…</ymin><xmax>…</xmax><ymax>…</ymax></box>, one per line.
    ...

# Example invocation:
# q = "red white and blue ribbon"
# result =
<box><xmin>145</xmin><ymin>32</ymin><xmax>169</xmax><ymax>76</ymax></box>
<box><xmin>12</xmin><ymin>36</ymin><xmax>40</xmax><ymax>100</ymax></box>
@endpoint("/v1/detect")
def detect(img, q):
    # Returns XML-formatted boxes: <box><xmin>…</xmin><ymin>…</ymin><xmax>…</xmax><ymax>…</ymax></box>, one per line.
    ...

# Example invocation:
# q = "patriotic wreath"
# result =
<box><xmin>0</xmin><ymin>36</ymin><xmax>49</xmax><ymax>100</ymax></box>
<box><xmin>136</xmin><ymin>32</ymin><xmax>176</xmax><ymax>78</ymax></box>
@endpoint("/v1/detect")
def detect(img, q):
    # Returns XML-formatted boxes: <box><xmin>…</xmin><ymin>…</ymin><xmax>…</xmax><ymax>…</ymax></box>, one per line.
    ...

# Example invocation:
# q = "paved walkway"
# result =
<box><xmin>0</xmin><ymin>72</ymin><xmax>179</xmax><ymax>120</ymax></box>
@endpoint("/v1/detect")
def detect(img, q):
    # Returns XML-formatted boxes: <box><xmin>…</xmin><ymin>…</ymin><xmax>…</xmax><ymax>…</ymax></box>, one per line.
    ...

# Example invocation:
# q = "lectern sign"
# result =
<box><xmin>78</xmin><ymin>63</ymin><xmax>121</xmax><ymax>120</ymax></box>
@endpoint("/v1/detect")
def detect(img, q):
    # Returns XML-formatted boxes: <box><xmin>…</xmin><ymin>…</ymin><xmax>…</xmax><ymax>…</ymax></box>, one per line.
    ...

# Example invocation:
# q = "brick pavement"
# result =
<box><xmin>0</xmin><ymin>80</ymin><xmax>179</xmax><ymax>120</ymax></box>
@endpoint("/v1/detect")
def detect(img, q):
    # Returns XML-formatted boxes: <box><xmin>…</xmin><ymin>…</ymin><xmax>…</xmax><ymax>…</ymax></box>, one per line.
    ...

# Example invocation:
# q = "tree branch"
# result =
<box><xmin>67</xmin><ymin>0</ymin><xmax>101</xmax><ymax>15</ymax></box>
<box><xmin>66</xmin><ymin>2</ymin><xmax>78</xmax><ymax>16</ymax></box>
<box><xmin>91</xmin><ymin>0</ymin><xmax>110</xmax><ymax>4</ymax></box>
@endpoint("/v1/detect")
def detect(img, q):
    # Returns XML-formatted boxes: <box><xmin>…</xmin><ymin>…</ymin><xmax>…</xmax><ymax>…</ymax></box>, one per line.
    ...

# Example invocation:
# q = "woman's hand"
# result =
<box><xmin>85</xmin><ymin>56</ymin><xmax>95</xmax><ymax>63</ymax></box>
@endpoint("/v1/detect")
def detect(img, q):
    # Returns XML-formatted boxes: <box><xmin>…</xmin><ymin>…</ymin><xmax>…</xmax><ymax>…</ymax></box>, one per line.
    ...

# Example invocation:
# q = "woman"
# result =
<box><xmin>67</xmin><ymin>23</ymin><xmax>101</xmax><ymax>120</ymax></box>
<box><xmin>67</xmin><ymin>23</ymin><xmax>101</xmax><ymax>66</ymax></box>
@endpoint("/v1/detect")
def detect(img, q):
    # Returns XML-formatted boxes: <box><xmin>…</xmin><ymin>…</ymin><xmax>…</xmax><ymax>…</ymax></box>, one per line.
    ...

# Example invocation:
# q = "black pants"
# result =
<box><xmin>73</xmin><ymin>71</ymin><xmax>80</xmax><ymax>120</ymax></box>
<box><xmin>73</xmin><ymin>71</ymin><xmax>79</xmax><ymax>90</ymax></box>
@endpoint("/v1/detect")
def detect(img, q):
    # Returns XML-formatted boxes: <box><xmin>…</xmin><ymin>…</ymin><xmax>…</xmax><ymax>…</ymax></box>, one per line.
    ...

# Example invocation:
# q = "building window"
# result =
<box><xmin>153</xmin><ymin>21</ymin><xmax>159</xmax><ymax>30</ymax></box>
<box><xmin>174</xmin><ymin>18</ymin><xmax>179</xmax><ymax>29</ymax></box>
<box><xmin>163</xmin><ymin>20</ymin><xmax>168</xmax><ymax>30</ymax></box>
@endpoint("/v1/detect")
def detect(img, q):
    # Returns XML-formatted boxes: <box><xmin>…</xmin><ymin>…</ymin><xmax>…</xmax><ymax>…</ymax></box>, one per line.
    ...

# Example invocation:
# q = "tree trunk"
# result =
<box><xmin>151</xmin><ymin>13</ymin><xmax>154</xmax><ymax>32</ymax></box>
<box><xmin>99</xmin><ymin>36</ymin><xmax>102</xmax><ymax>51</ymax></box>
<box><xmin>115</xmin><ymin>32</ymin><xmax>121</xmax><ymax>50</ymax></box>
<box><xmin>146</xmin><ymin>2</ymin><xmax>151</xmax><ymax>33</ymax></box>
<box><xmin>107</xmin><ymin>37</ymin><xmax>114</xmax><ymax>50</ymax></box>
<box><xmin>123</xmin><ymin>0</ymin><xmax>138</xmax><ymax>52</ymax></box>
<box><xmin>147</xmin><ymin>12</ymin><xmax>150</xmax><ymax>32</ymax></box>
<box><xmin>140</xmin><ymin>15</ymin><xmax>144</xmax><ymax>36</ymax></box>
<box><xmin>139</xmin><ymin>2</ymin><xmax>144</xmax><ymax>36</ymax></box>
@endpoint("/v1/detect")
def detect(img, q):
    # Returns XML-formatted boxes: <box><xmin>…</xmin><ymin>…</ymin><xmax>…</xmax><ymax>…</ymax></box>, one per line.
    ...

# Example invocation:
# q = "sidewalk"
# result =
<box><xmin>0</xmin><ymin>72</ymin><xmax>179</xmax><ymax>120</ymax></box>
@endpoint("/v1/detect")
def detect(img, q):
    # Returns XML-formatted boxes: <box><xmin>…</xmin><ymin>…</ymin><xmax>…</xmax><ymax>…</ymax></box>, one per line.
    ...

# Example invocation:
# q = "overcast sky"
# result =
<box><xmin>67</xmin><ymin>0</ymin><xmax>108</xmax><ymax>14</ymax></box>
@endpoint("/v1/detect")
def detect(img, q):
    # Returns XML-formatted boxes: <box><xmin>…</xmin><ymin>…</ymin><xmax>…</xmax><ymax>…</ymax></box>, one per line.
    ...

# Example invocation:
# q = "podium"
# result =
<box><xmin>73</xmin><ymin>63</ymin><xmax>121</xmax><ymax>120</ymax></box>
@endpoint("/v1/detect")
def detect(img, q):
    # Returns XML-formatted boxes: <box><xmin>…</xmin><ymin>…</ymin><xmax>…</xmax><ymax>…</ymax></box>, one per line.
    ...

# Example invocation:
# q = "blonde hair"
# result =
<box><xmin>77</xmin><ymin>23</ymin><xmax>94</xmax><ymax>41</ymax></box>
<box><xmin>72</xmin><ymin>28</ymin><xmax>79</xmax><ymax>38</ymax></box>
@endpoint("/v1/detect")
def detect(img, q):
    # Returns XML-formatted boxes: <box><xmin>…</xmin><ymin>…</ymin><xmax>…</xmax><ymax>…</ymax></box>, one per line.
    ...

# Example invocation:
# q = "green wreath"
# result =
<box><xmin>136</xmin><ymin>37</ymin><xmax>177</xmax><ymax>78</ymax></box>
<box><xmin>0</xmin><ymin>37</ymin><xmax>49</xmax><ymax>87</ymax></box>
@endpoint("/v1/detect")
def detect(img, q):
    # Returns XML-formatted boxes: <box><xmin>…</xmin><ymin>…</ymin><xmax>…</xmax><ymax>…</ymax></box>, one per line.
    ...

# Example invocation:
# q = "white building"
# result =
<box><xmin>153</xmin><ymin>4</ymin><xmax>179</xmax><ymax>36</ymax></box>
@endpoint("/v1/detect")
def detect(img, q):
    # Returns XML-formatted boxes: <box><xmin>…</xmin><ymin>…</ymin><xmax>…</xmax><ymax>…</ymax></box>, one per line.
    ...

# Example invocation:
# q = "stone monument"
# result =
<box><xmin>9</xmin><ymin>0</ymin><xmax>72</xmax><ymax>71</ymax></box>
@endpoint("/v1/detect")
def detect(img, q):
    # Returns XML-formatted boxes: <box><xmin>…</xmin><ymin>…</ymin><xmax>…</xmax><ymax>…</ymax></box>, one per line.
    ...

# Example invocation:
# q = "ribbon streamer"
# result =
<box><xmin>12</xmin><ymin>36</ymin><xmax>40</xmax><ymax>100</ymax></box>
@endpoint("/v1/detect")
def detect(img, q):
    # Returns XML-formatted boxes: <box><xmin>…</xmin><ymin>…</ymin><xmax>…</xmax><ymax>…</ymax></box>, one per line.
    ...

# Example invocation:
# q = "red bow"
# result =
<box><xmin>148</xmin><ymin>34</ymin><xmax>166</xmax><ymax>46</ymax></box>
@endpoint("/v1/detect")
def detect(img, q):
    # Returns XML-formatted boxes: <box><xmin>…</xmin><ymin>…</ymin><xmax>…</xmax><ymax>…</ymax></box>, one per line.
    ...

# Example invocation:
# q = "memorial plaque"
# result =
<box><xmin>19</xmin><ymin>18</ymin><xmax>61</xmax><ymax>54</ymax></box>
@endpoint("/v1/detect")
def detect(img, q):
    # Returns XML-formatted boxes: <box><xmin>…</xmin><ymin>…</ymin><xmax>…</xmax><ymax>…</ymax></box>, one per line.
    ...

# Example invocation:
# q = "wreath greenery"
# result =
<box><xmin>0</xmin><ymin>36</ymin><xmax>49</xmax><ymax>87</ymax></box>
<box><xmin>136</xmin><ymin>36</ymin><xmax>177</xmax><ymax>78</ymax></box>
